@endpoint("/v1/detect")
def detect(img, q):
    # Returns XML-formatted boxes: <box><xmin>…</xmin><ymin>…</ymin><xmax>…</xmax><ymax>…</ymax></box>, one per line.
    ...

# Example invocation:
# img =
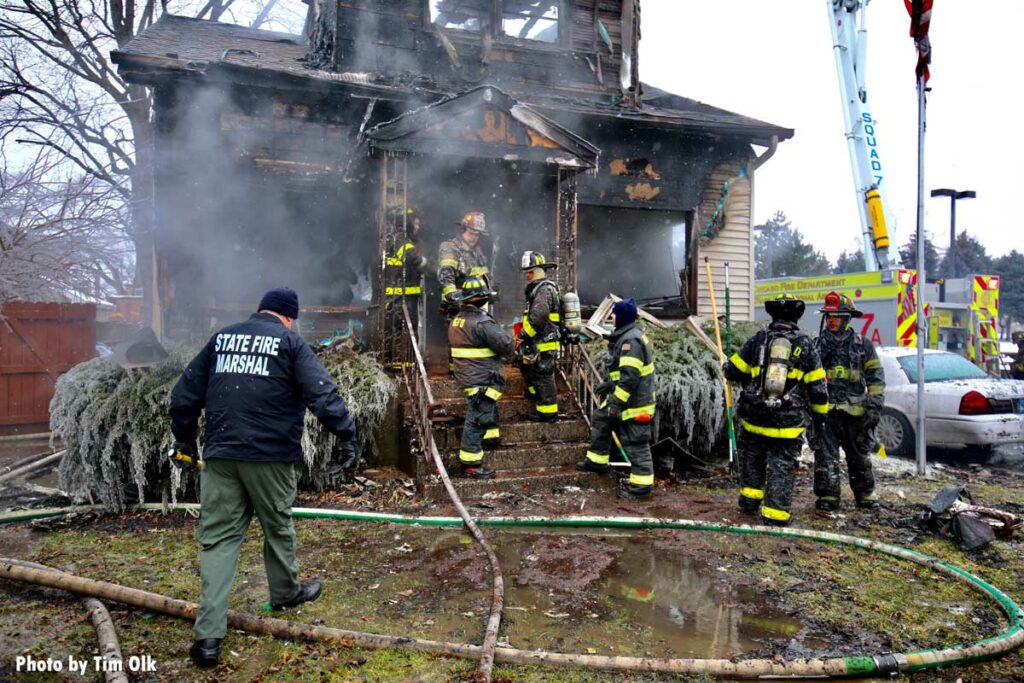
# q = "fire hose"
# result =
<box><xmin>1</xmin><ymin>504</ymin><xmax>1021</xmax><ymax>678</ymax></box>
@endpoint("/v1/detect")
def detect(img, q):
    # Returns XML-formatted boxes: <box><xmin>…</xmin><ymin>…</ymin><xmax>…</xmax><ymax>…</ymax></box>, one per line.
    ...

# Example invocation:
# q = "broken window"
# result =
<box><xmin>429</xmin><ymin>0</ymin><xmax>486</xmax><ymax>32</ymax></box>
<box><xmin>502</xmin><ymin>1</ymin><xmax>559</xmax><ymax>44</ymax></box>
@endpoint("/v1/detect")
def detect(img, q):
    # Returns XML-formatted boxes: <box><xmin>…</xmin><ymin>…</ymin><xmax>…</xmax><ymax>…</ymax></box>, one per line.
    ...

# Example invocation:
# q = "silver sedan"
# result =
<box><xmin>874</xmin><ymin>347</ymin><xmax>1024</xmax><ymax>457</ymax></box>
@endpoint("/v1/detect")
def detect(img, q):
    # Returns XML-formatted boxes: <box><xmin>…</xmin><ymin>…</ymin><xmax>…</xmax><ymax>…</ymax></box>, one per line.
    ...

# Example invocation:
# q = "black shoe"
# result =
<box><xmin>272</xmin><ymin>580</ymin><xmax>322</xmax><ymax>611</ymax></box>
<box><xmin>761</xmin><ymin>517</ymin><xmax>791</xmax><ymax>527</ymax></box>
<box><xmin>855</xmin><ymin>497</ymin><xmax>880</xmax><ymax>509</ymax></box>
<box><xmin>815</xmin><ymin>497</ymin><xmax>840</xmax><ymax>512</ymax></box>
<box><xmin>617</xmin><ymin>484</ymin><xmax>653</xmax><ymax>500</ymax></box>
<box><xmin>526</xmin><ymin>413</ymin><xmax>558</xmax><ymax>423</ymax></box>
<box><xmin>575</xmin><ymin>459</ymin><xmax>611</xmax><ymax>475</ymax></box>
<box><xmin>460</xmin><ymin>465</ymin><xmax>496</xmax><ymax>479</ymax></box>
<box><xmin>482</xmin><ymin>439</ymin><xmax>502</xmax><ymax>451</ymax></box>
<box><xmin>189</xmin><ymin>638</ymin><xmax>221</xmax><ymax>668</ymax></box>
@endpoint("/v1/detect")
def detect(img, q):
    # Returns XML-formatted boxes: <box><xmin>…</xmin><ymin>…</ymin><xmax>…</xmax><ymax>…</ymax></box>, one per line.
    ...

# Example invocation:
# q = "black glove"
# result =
<box><xmin>862</xmin><ymin>409</ymin><xmax>881</xmax><ymax>431</ymax></box>
<box><xmin>332</xmin><ymin>440</ymin><xmax>358</xmax><ymax>471</ymax></box>
<box><xmin>595</xmin><ymin>381</ymin><xmax>614</xmax><ymax>397</ymax></box>
<box><xmin>169</xmin><ymin>440</ymin><xmax>201</xmax><ymax>471</ymax></box>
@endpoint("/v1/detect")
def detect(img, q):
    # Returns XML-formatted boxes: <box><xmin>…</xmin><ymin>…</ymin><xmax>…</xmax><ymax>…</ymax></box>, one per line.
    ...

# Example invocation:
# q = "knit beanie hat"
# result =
<box><xmin>612</xmin><ymin>298</ymin><xmax>638</xmax><ymax>329</ymax></box>
<box><xmin>259</xmin><ymin>286</ymin><xmax>300</xmax><ymax>319</ymax></box>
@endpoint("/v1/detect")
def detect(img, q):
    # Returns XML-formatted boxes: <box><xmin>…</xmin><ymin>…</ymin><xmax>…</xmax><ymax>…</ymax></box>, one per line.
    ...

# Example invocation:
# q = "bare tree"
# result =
<box><xmin>1</xmin><ymin>148</ymin><xmax>133</xmax><ymax>302</ymax></box>
<box><xmin>0</xmin><ymin>0</ymin><xmax>304</xmax><ymax>309</ymax></box>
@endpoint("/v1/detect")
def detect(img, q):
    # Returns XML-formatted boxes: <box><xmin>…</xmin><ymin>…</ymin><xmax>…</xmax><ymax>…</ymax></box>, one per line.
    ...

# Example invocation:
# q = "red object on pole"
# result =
<box><xmin>905</xmin><ymin>0</ymin><xmax>933</xmax><ymax>82</ymax></box>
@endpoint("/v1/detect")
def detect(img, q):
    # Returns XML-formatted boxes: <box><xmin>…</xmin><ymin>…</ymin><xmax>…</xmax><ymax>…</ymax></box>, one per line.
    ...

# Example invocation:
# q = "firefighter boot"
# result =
<box><xmin>575</xmin><ymin>459</ymin><xmax>611</xmax><ymax>475</ymax></box>
<box><xmin>855</xmin><ymin>495</ymin><xmax>880</xmax><ymax>509</ymax></box>
<box><xmin>460</xmin><ymin>464</ymin><xmax>496</xmax><ymax>480</ymax></box>
<box><xmin>815</xmin><ymin>496</ymin><xmax>840</xmax><ymax>512</ymax></box>
<box><xmin>617</xmin><ymin>482</ymin><xmax>653</xmax><ymax>500</ymax></box>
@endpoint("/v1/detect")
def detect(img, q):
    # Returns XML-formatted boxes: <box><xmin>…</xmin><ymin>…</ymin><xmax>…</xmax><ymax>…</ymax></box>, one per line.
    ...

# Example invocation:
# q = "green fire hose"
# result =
<box><xmin>1</xmin><ymin>504</ymin><xmax>1021</xmax><ymax>678</ymax></box>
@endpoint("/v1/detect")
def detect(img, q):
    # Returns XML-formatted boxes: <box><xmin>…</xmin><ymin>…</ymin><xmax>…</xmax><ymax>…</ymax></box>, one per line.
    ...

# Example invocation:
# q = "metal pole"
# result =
<box><xmin>948</xmin><ymin>195</ymin><xmax>957</xmax><ymax>278</ymax></box>
<box><xmin>915</xmin><ymin>74</ymin><xmax>928</xmax><ymax>477</ymax></box>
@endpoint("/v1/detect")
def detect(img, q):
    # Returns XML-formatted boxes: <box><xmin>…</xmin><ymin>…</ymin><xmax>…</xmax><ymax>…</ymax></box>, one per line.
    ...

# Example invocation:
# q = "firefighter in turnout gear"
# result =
<box><xmin>169</xmin><ymin>287</ymin><xmax>356</xmax><ymax>668</ymax></box>
<box><xmin>1012</xmin><ymin>332</ymin><xmax>1024</xmax><ymax>380</ymax></box>
<box><xmin>448</xmin><ymin>276</ymin><xmax>515</xmax><ymax>478</ymax></box>
<box><xmin>811</xmin><ymin>292</ymin><xmax>885</xmax><ymax>511</ymax></box>
<box><xmin>517</xmin><ymin>251</ymin><xmax>560</xmax><ymax>422</ymax></box>
<box><xmin>384</xmin><ymin>208</ymin><xmax>427</xmax><ymax>363</ymax></box>
<box><xmin>576</xmin><ymin>298</ymin><xmax>657</xmax><ymax>500</ymax></box>
<box><xmin>437</xmin><ymin>211</ymin><xmax>490</xmax><ymax>307</ymax></box>
<box><xmin>724</xmin><ymin>293</ymin><xmax>829</xmax><ymax>526</ymax></box>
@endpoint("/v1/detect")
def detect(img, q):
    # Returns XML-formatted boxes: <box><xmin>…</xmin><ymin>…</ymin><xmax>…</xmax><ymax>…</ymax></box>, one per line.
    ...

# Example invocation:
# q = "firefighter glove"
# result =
<box><xmin>862</xmin><ymin>409</ymin><xmax>881</xmax><ymax>431</ymax></box>
<box><xmin>595</xmin><ymin>381</ymin><xmax>614</xmax><ymax>397</ymax></box>
<box><xmin>606</xmin><ymin>403</ymin><xmax>622</xmax><ymax>420</ymax></box>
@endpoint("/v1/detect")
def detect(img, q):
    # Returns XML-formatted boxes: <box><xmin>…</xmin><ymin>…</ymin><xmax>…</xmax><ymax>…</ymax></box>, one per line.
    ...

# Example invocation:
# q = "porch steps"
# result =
<box><xmin>412</xmin><ymin>366</ymin><xmax>608</xmax><ymax>501</ymax></box>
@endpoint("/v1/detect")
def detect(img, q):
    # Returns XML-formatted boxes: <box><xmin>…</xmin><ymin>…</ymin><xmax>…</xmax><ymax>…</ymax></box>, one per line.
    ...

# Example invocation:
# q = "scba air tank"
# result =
<box><xmin>763</xmin><ymin>336</ymin><xmax>792</xmax><ymax>400</ymax></box>
<box><xmin>561</xmin><ymin>292</ymin><xmax>582</xmax><ymax>339</ymax></box>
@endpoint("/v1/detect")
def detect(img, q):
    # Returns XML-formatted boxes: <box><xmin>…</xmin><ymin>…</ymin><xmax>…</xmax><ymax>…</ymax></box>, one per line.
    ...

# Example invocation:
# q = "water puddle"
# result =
<box><xmin>376</xmin><ymin>526</ymin><xmax>828</xmax><ymax>657</ymax></box>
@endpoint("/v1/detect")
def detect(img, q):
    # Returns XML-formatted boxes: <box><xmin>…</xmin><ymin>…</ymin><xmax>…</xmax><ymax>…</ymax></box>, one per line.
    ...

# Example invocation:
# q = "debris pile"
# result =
<box><xmin>50</xmin><ymin>340</ymin><xmax>394</xmax><ymax>511</ymax></box>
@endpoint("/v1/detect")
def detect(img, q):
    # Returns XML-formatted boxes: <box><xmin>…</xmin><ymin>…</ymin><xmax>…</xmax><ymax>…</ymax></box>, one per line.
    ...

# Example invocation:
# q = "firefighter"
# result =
<box><xmin>811</xmin><ymin>292</ymin><xmax>886</xmax><ymax>510</ymax></box>
<box><xmin>449</xmin><ymin>275</ymin><xmax>515</xmax><ymax>478</ymax></box>
<box><xmin>437</xmin><ymin>211</ymin><xmax>490</xmax><ymax>306</ymax></box>
<box><xmin>576</xmin><ymin>298</ymin><xmax>657</xmax><ymax>500</ymax></box>
<box><xmin>517</xmin><ymin>251</ymin><xmax>560</xmax><ymax>422</ymax></box>
<box><xmin>169</xmin><ymin>287</ymin><xmax>356</xmax><ymax>668</ymax></box>
<box><xmin>724</xmin><ymin>293</ymin><xmax>829</xmax><ymax>526</ymax></box>
<box><xmin>1012</xmin><ymin>331</ymin><xmax>1024</xmax><ymax>380</ymax></box>
<box><xmin>384</xmin><ymin>208</ymin><xmax>427</xmax><ymax>363</ymax></box>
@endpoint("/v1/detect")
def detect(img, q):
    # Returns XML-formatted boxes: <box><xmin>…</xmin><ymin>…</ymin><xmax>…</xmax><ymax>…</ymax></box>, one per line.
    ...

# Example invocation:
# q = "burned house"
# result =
<box><xmin>113</xmin><ymin>1</ymin><xmax>792</xmax><ymax>365</ymax></box>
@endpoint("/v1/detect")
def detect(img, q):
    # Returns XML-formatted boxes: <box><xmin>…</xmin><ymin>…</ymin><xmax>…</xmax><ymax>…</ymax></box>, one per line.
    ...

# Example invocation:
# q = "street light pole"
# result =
<box><xmin>930</xmin><ymin>188</ymin><xmax>977</xmax><ymax>279</ymax></box>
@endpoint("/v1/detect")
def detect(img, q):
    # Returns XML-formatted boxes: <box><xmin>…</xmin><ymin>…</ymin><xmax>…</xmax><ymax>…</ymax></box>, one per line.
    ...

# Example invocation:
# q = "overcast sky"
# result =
<box><xmin>639</xmin><ymin>1</ymin><xmax>1021</xmax><ymax>264</ymax></box>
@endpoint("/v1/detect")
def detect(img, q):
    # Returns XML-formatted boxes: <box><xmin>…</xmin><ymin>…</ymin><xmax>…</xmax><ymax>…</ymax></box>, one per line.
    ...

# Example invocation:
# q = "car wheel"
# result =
<box><xmin>877</xmin><ymin>408</ymin><xmax>914</xmax><ymax>458</ymax></box>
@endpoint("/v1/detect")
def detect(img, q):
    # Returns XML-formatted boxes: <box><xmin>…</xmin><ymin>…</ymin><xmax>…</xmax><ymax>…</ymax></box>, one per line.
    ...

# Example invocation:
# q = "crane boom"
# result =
<box><xmin>828</xmin><ymin>0</ymin><xmax>893</xmax><ymax>271</ymax></box>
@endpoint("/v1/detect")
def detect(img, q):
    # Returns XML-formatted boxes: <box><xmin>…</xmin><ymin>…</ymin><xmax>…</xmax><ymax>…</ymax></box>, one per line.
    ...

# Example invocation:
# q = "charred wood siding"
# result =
<box><xmin>696</xmin><ymin>158</ymin><xmax>755</xmax><ymax>321</ymax></box>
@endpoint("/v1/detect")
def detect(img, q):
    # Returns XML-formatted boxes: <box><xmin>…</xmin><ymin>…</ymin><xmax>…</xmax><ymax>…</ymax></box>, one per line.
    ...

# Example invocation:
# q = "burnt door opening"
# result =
<box><xmin>576</xmin><ymin>206</ymin><xmax>686</xmax><ymax>306</ymax></box>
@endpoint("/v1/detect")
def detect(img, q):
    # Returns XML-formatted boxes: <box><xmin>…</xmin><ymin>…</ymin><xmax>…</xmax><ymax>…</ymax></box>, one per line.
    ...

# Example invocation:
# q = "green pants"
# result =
<box><xmin>195</xmin><ymin>459</ymin><xmax>301</xmax><ymax>640</ymax></box>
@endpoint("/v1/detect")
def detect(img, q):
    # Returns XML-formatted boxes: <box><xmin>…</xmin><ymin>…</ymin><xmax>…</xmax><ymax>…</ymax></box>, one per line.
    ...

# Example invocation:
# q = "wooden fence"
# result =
<box><xmin>0</xmin><ymin>301</ymin><xmax>96</xmax><ymax>436</ymax></box>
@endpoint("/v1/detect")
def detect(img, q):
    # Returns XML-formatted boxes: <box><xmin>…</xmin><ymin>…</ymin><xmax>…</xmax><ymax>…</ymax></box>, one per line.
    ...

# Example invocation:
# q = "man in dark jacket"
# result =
<box><xmin>576</xmin><ymin>298</ymin><xmax>657</xmax><ymax>500</ymax></box>
<box><xmin>724</xmin><ymin>293</ymin><xmax>829</xmax><ymax>526</ymax></box>
<box><xmin>517</xmin><ymin>251</ymin><xmax>561</xmax><ymax>422</ymax></box>
<box><xmin>169</xmin><ymin>287</ymin><xmax>356</xmax><ymax>668</ymax></box>
<box><xmin>449</xmin><ymin>276</ymin><xmax>515</xmax><ymax>478</ymax></box>
<box><xmin>811</xmin><ymin>292</ymin><xmax>885</xmax><ymax>511</ymax></box>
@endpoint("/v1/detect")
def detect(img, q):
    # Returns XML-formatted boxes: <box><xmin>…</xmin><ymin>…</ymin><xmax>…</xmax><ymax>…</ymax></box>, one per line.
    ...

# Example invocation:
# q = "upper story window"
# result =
<box><xmin>502</xmin><ymin>1</ymin><xmax>559</xmax><ymax>44</ymax></box>
<box><xmin>428</xmin><ymin>1</ymin><xmax>563</xmax><ymax>46</ymax></box>
<box><xmin>429</xmin><ymin>0</ymin><xmax>486</xmax><ymax>33</ymax></box>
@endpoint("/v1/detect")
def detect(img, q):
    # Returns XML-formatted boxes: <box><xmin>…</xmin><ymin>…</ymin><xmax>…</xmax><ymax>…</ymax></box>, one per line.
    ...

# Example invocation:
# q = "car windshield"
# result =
<box><xmin>897</xmin><ymin>353</ymin><xmax>989</xmax><ymax>382</ymax></box>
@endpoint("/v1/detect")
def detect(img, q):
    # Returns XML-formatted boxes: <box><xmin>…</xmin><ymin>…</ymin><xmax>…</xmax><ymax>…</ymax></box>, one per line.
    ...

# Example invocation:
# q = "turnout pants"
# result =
<box><xmin>195</xmin><ymin>459</ymin><xmax>301</xmax><ymax>640</ymax></box>
<box><xmin>520</xmin><ymin>352</ymin><xmax>558</xmax><ymax>416</ymax></box>
<box><xmin>586</xmin><ymin>407</ymin><xmax>654</xmax><ymax>489</ymax></box>
<box><xmin>737</xmin><ymin>429</ymin><xmax>802</xmax><ymax>524</ymax></box>
<box><xmin>813</xmin><ymin>410</ymin><xmax>876</xmax><ymax>503</ymax></box>
<box><xmin>459</xmin><ymin>388</ymin><xmax>502</xmax><ymax>465</ymax></box>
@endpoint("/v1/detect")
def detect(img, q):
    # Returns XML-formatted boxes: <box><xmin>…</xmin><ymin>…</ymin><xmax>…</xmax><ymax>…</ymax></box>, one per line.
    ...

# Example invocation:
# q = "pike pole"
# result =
<box><xmin>704</xmin><ymin>258</ymin><xmax>736</xmax><ymax>465</ymax></box>
<box><xmin>723</xmin><ymin>262</ymin><xmax>737</xmax><ymax>459</ymax></box>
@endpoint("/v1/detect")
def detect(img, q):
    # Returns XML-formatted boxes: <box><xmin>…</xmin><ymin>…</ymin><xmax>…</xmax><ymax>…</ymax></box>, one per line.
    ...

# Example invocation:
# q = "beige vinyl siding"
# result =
<box><xmin>696</xmin><ymin>159</ymin><xmax>755</xmax><ymax>322</ymax></box>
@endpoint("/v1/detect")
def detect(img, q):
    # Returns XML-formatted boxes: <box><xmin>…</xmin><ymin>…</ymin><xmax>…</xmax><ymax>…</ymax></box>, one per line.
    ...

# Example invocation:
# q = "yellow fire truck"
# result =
<box><xmin>754</xmin><ymin>271</ymin><xmax>1001</xmax><ymax>375</ymax></box>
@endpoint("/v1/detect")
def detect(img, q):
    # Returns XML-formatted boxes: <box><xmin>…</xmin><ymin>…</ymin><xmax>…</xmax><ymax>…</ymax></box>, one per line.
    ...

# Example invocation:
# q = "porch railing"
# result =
<box><xmin>559</xmin><ymin>343</ymin><xmax>603</xmax><ymax>429</ymax></box>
